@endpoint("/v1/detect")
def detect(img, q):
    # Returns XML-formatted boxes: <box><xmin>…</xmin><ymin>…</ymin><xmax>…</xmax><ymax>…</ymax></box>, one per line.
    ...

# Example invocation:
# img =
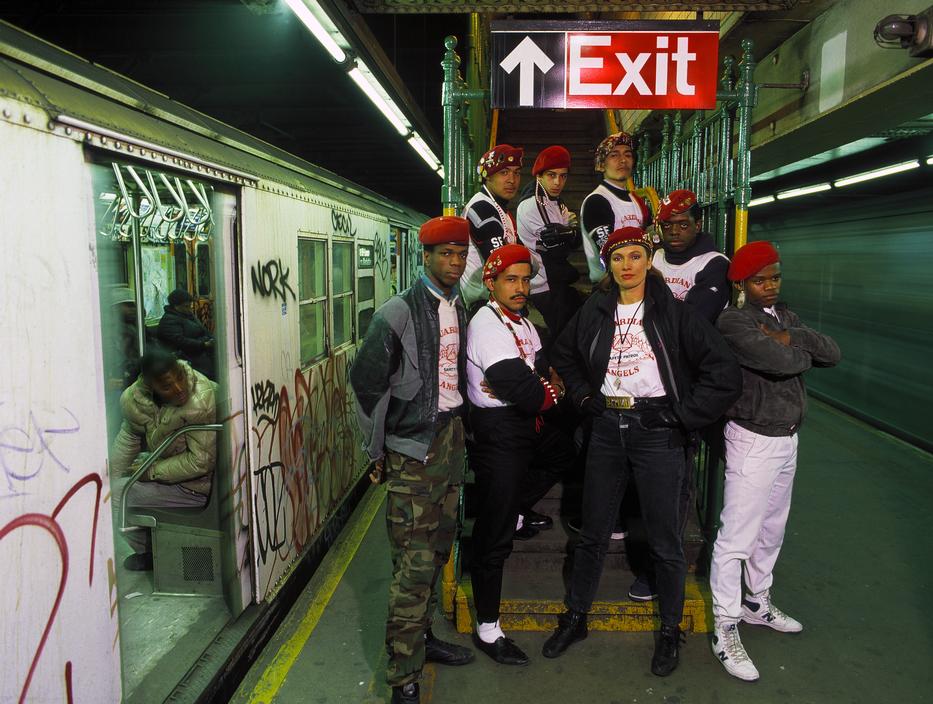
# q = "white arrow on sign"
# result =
<box><xmin>499</xmin><ymin>36</ymin><xmax>554</xmax><ymax>107</ymax></box>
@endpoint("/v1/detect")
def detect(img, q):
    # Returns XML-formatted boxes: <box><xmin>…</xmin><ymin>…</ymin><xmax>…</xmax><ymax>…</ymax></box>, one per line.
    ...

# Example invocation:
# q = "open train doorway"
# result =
<box><xmin>91</xmin><ymin>158</ymin><xmax>248</xmax><ymax>703</ymax></box>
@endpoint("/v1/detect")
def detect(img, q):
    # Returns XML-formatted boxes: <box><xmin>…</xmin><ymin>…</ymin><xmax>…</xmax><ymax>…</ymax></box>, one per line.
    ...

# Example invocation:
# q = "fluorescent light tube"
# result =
<box><xmin>284</xmin><ymin>0</ymin><xmax>346</xmax><ymax>63</ymax></box>
<box><xmin>348</xmin><ymin>67</ymin><xmax>409</xmax><ymax>136</ymax></box>
<box><xmin>408</xmin><ymin>133</ymin><xmax>442</xmax><ymax>172</ymax></box>
<box><xmin>749</xmin><ymin>195</ymin><xmax>775</xmax><ymax>207</ymax></box>
<box><xmin>833</xmin><ymin>159</ymin><xmax>919</xmax><ymax>187</ymax></box>
<box><xmin>776</xmin><ymin>183</ymin><xmax>831</xmax><ymax>200</ymax></box>
<box><xmin>927</xmin><ymin>156</ymin><xmax>933</xmax><ymax>166</ymax></box>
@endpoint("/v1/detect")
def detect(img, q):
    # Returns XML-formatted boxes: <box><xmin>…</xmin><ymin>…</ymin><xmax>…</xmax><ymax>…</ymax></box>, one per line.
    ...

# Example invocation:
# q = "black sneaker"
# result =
<box><xmin>628</xmin><ymin>574</ymin><xmax>658</xmax><ymax>601</ymax></box>
<box><xmin>521</xmin><ymin>509</ymin><xmax>554</xmax><ymax>530</ymax></box>
<box><xmin>424</xmin><ymin>629</ymin><xmax>474</xmax><ymax>666</ymax></box>
<box><xmin>566</xmin><ymin>517</ymin><xmax>582</xmax><ymax>533</ymax></box>
<box><xmin>391</xmin><ymin>682</ymin><xmax>419</xmax><ymax>704</ymax></box>
<box><xmin>651</xmin><ymin>624</ymin><xmax>684</xmax><ymax>677</ymax></box>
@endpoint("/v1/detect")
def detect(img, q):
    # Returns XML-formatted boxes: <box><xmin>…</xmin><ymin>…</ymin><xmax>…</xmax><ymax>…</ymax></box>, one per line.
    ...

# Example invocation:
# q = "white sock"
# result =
<box><xmin>476</xmin><ymin>620</ymin><xmax>506</xmax><ymax>643</ymax></box>
<box><xmin>516</xmin><ymin>515</ymin><xmax>524</xmax><ymax>530</ymax></box>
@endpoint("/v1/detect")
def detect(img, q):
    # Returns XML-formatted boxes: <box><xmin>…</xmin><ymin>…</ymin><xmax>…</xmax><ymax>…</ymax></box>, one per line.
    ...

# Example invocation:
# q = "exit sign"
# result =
<box><xmin>491</xmin><ymin>20</ymin><xmax>720</xmax><ymax>110</ymax></box>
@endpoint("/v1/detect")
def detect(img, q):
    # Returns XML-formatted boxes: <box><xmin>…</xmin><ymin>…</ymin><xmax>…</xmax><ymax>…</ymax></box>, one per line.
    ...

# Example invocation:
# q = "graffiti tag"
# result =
<box><xmin>250</xmin><ymin>258</ymin><xmax>296</xmax><ymax>303</ymax></box>
<box><xmin>250</xmin><ymin>380</ymin><xmax>279</xmax><ymax>417</ymax></box>
<box><xmin>331</xmin><ymin>209</ymin><xmax>357</xmax><ymax>237</ymax></box>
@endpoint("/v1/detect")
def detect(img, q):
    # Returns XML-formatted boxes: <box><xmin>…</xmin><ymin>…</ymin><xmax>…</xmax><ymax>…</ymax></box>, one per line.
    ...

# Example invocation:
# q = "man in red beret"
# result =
<box><xmin>653</xmin><ymin>189</ymin><xmax>730</xmax><ymax>323</ymax></box>
<box><xmin>516</xmin><ymin>145</ymin><xmax>582</xmax><ymax>341</ymax></box>
<box><xmin>709</xmin><ymin>241</ymin><xmax>840</xmax><ymax>683</ymax></box>
<box><xmin>580</xmin><ymin>132</ymin><xmax>651</xmax><ymax>286</ymax></box>
<box><xmin>350</xmin><ymin>216</ymin><xmax>475</xmax><ymax>704</ymax></box>
<box><xmin>466</xmin><ymin>243</ymin><xmax>574</xmax><ymax>666</ymax></box>
<box><xmin>461</xmin><ymin>144</ymin><xmax>524</xmax><ymax>309</ymax></box>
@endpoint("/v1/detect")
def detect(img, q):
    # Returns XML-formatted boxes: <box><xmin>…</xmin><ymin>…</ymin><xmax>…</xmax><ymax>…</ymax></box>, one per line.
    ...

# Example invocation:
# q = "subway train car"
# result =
<box><xmin>0</xmin><ymin>25</ymin><xmax>425</xmax><ymax>703</ymax></box>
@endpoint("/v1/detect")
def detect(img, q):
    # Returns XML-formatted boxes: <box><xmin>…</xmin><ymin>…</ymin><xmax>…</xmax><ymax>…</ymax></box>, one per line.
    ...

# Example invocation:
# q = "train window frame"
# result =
<box><xmin>331</xmin><ymin>237</ymin><xmax>355</xmax><ymax>353</ymax></box>
<box><xmin>298</xmin><ymin>236</ymin><xmax>329</xmax><ymax>367</ymax></box>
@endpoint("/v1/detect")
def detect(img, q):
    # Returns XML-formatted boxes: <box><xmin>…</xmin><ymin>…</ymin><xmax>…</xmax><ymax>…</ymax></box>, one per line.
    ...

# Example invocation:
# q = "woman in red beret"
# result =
<box><xmin>709</xmin><ymin>241</ymin><xmax>841</xmax><ymax>682</ymax></box>
<box><xmin>545</xmin><ymin>227</ymin><xmax>742</xmax><ymax>676</ymax></box>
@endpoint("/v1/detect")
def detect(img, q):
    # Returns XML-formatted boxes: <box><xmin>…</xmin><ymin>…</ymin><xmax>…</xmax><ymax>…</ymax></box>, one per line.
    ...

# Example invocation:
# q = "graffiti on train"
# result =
<box><xmin>0</xmin><ymin>402</ymin><xmax>81</xmax><ymax>498</ymax></box>
<box><xmin>374</xmin><ymin>234</ymin><xmax>390</xmax><ymax>282</ymax></box>
<box><xmin>331</xmin><ymin>208</ymin><xmax>357</xmax><ymax>237</ymax></box>
<box><xmin>249</xmin><ymin>355</ymin><xmax>361</xmax><ymax>588</ymax></box>
<box><xmin>250</xmin><ymin>379</ymin><xmax>279</xmax><ymax>417</ymax></box>
<box><xmin>250</xmin><ymin>258</ymin><xmax>296</xmax><ymax>303</ymax></box>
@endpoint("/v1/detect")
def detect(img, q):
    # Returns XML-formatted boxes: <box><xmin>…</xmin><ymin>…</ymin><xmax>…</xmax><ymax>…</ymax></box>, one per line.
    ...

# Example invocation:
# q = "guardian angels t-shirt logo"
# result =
<box><xmin>439</xmin><ymin>324</ymin><xmax>459</xmax><ymax>391</ymax></box>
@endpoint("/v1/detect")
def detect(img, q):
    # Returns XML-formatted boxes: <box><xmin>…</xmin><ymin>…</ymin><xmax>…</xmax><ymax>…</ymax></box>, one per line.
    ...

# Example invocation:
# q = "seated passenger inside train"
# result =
<box><xmin>157</xmin><ymin>288</ymin><xmax>216</xmax><ymax>379</ymax></box>
<box><xmin>110</xmin><ymin>349</ymin><xmax>217</xmax><ymax>571</ymax></box>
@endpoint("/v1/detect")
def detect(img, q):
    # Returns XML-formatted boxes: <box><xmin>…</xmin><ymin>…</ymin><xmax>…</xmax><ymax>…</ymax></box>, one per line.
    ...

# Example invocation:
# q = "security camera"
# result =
<box><xmin>874</xmin><ymin>8</ymin><xmax>933</xmax><ymax>57</ymax></box>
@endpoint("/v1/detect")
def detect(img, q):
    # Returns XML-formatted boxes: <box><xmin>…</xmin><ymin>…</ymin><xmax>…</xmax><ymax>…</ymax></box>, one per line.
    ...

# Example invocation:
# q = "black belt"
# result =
<box><xmin>604</xmin><ymin>395</ymin><xmax>668</xmax><ymax>411</ymax></box>
<box><xmin>435</xmin><ymin>407</ymin><xmax>463</xmax><ymax>427</ymax></box>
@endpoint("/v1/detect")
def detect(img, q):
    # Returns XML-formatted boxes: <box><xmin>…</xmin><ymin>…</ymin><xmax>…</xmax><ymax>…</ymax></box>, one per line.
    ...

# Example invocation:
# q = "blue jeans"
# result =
<box><xmin>567</xmin><ymin>409</ymin><xmax>687</xmax><ymax>627</ymax></box>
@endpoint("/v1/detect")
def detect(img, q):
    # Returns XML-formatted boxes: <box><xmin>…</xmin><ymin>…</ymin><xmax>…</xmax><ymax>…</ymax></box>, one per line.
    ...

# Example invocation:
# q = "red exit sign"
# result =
<box><xmin>492</xmin><ymin>20</ymin><xmax>720</xmax><ymax>110</ymax></box>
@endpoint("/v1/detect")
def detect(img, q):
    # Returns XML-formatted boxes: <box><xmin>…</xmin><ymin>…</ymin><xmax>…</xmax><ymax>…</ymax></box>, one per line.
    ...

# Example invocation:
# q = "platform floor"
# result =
<box><xmin>232</xmin><ymin>401</ymin><xmax>933</xmax><ymax>703</ymax></box>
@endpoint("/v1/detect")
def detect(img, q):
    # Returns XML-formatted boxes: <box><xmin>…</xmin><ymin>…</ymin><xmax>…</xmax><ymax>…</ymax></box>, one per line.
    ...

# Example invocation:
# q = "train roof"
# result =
<box><xmin>0</xmin><ymin>20</ymin><xmax>427</xmax><ymax>225</ymax></box>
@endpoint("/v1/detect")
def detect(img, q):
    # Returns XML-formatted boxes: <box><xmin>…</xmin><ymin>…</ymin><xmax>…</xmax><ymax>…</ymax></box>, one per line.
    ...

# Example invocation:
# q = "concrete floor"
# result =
<box><xmin>233</xmin><ymin>401</ymin><xmax>933</xmax><ymax>703</ymax></box>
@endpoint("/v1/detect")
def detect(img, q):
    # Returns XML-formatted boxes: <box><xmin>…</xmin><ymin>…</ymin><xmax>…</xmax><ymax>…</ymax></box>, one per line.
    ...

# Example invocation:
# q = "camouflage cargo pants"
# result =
<box><xmin>384</xmin><ymin>417</ymin><xmax>465</xmax><ymax>686</ymax></box>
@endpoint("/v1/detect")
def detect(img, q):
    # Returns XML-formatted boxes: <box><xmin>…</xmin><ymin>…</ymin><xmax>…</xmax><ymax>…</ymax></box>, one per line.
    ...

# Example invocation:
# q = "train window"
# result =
<box><xmin>197</xmin><ymin>243</ymin><xmax>212</xmax><ymax>296</ymax></box>
<box><xmin>173</xmin><ymin>243</ymin><xmax>189</xmax><ymax>292</ymax></box>
<box><xmin>298</xmin><ymin>237</ymin><xmax>327</xmax><ymax>365</ymax></box>
<box><xmin>332</xmin><ymin>240</ymin><xmax>354</xmax><ymax>348</ymax></box>
<box><xmin>359</xmin><ymin>275</ymin><xmax>375</xmax><ymax>302</ymax></box>
<box><xmin>358</xmin><ymin>307</ymin><xmax>375</xmax><ymax>337</ymax></box>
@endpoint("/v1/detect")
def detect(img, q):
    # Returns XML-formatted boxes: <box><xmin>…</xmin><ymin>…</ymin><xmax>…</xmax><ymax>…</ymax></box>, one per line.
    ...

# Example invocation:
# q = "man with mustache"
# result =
<box><xmin>465</xmin><ymin>244</ymin><xmax>575</xmax><ymax>666</ymax></box>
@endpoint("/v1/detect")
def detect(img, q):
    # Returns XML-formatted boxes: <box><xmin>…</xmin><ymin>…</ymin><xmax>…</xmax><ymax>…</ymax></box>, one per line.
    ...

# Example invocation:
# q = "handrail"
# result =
<box><xmin>119</xmin><ymin>423</ymin><xmax>223</xmax><ymax>533</ymax></box>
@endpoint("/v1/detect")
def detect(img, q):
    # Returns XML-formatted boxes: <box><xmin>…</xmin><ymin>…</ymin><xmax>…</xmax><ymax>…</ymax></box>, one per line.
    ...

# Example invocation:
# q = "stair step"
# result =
<box><xmin>454</xmin><ymin>567</ymin><xmax>712</xmax><ymax>633</ymax></box>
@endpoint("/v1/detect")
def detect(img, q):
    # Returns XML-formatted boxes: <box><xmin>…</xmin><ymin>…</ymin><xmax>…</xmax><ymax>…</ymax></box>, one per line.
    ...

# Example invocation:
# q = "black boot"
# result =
<box><xmin>651</xmin><ymin>624</ymin><xmax>684</xmax><ymax>677</ymax></box>
<box><xmin>391</xmin><ymin>682</ymin><xmax>419</xmax><ymax>704</ymax></box>
<box><xmin>425</xmin><ymin>629</ymin><xmax>474</xmax><ymax>666</ymax></box>
<box><xmin>542</xmin><ymin>610</ymin><xmax>588</xmax><ymax>658</ymax></box>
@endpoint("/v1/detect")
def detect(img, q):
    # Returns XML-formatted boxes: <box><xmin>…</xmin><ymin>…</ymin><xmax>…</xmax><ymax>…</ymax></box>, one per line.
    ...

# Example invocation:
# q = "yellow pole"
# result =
<box><xmin>443</xmin><ymin>206</ymin><xmax>457</xmax><ymax>216</ymax></box>
<box><xmin>733</xmin><ymin>207</ymin><xmax>748</xmax><ymax>252</ymax></box>
<box><xmin>606</xmin><ymin>109</ymin><xmax>620</xmax><ymax>134</ymax></box>
<box><xmin>488</xmin><ymin>108</ymin><xmax>499</xmax><ymax>150</ymax></box>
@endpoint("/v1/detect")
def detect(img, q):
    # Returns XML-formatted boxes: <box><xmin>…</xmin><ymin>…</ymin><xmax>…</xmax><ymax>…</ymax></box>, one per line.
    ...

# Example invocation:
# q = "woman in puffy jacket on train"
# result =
<box><xmin>110</xmin><ymin>349</ymin><xmax>217</xmax><ymax>570</ymax></box>
<box><xmin>544</xmin><ymin>227</ymin><xmax>741</xmax><ymax>676</ymax></box>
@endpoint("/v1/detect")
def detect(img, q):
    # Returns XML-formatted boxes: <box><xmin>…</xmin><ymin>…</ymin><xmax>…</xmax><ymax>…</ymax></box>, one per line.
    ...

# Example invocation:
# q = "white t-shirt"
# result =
<box><xmin>581</xmin><ymin>183</ymin><xmax>648</xmax><ymax>284</ymax></box>
<box><xmin>652</xmin><ymin>249</ymin><xmax>729</xmax><ymax>302</ymax></box>
<box><xmin>600</xmin><ymin>301</ymin><xmax>666</xmax><ymax>398</ymax></box>
<box><xmin>467</xmin><ymin>304</ymin><xmax>541</xmax><ymax>409</ymax></box>
<box><xmin>516</xmin><ymin>192</ymin><xmax>571</xmax><ymax>295</ymax></box>
<box><xmin>429</xmin><ymin>288</ymin><xmax>463</xmax><ymax>411</ymax></box>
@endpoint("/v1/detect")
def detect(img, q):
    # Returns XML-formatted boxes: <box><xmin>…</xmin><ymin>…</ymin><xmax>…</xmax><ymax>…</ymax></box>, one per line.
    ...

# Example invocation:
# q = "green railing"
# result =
<box><xmin>441</xmin><ymin>26</ymin><xmax>490</xmax><ymax>216</ymax></box>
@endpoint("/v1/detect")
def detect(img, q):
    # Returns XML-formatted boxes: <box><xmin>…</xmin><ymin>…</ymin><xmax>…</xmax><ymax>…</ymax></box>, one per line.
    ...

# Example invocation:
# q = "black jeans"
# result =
<box><xmin>567</xmin><ymin>409</ymin><xmax>687</xmax><ymax>627</ymax></box>
<box><xmin>469</xmin><ymin>406</ymin><xmax>575</xmax><ymax>623</ymax></box>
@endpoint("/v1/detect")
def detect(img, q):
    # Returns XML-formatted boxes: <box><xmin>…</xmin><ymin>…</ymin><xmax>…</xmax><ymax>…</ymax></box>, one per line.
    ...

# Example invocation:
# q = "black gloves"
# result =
<box><xmin>581</xmin><ymin>394</ymin><xmax>606</xmax><ymax>417</ymax></box>
<box><xmin>639</xmin><ymin>406</ymin><xmax>680</xmax><ymax>430</ymax></box>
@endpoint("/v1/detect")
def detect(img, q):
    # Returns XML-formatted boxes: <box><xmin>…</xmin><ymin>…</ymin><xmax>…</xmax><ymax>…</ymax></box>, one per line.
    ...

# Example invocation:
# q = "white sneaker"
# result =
<box><xmin>741</xmin><ymin>591</ymin><xmax>803</xmax><ymax>633</ymax></box>
<box><xmin>711</xmin><ymin>622</ymin><xmax>760</xmax><ymax>681</ymax></box>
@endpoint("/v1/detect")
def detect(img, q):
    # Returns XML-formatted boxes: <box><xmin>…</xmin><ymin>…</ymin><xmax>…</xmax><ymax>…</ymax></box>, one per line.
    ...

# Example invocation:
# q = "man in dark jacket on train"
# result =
<box><xmin>350</xmin><ymin>216</ymin><xmax>475</xmax><ymax>704</ymax></box>
<box><xmin>157</xmin><ymin>288</ymin><xmax>215</xmax><ymax>379</ymax></box>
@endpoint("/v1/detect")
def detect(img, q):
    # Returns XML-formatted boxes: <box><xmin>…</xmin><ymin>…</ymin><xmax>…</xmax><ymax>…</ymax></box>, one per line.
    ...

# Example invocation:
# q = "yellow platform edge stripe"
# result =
<box><xmin>247</xmin><ymin>484</ymin><xmax>386</xmax><ymax>703</ymax></box>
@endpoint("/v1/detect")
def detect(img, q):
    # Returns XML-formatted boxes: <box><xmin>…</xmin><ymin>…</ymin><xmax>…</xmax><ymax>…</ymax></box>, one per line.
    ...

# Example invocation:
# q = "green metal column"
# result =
<box><xmin>733</xmin><ymin>39</ymin><xmax>757</xmax><ymax>253</ymax></box>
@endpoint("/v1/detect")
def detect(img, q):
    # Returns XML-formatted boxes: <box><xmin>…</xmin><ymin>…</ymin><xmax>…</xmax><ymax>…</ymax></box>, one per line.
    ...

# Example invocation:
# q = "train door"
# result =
<box><xmin>90</xmin><ymin>159</ymin><xmax>249</xmax><ymax>703</ymax></box>
<box><xmin>391</xmin><ymin>225</ymin><xmax>421</xmax><ymax>293</ymax></box>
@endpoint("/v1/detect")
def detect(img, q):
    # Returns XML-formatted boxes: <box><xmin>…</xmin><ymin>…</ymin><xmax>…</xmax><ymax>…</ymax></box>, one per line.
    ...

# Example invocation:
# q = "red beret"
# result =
<box><xmin>658</xmin><ymin>189</ymin><xmax>698</xmax><ymax>221</ymax></box>
<box><xmin>728</xmin><ymin>241</ymin><xmax>780</xmax><ymax>282</ymax></box>
<box><xmin>600</xmin><ymin>227</ymin><xmax>653</xmax><ymax>264</ymax></box>
<box><xmin>483</xmin><ymin>243</ymin><xmax>532</xmax><ymax>280</ymax></box>
<box><xmin>532</xmin><ymin>145</ymin><xmax>571</xmax><ymax>175</ymax></box>
<box><xmin>595</xmin><ymin>132</ymin><xmax>634</xmax><ymax>170</ymax></box>
<box><xmin>418</xmin><ymin>216</ymin><xmax>469</xmax><ymax>246</ymax></box>
<box><xmin>477</xmin><ymin>144</ymin><xmax>524</xmax><ymax>179</ymax></box>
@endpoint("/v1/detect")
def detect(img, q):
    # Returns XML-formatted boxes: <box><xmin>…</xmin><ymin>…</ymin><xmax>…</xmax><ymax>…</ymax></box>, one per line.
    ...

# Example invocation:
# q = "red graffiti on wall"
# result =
<box><xmin>0</xmin><ymin>473</ymin><xmax>104</xmax><ymax>704</ymax></box>
<box><xmin>250</xmin><ymin>355</ymin><xmax>360</xmax><ymax>592</ymax></box>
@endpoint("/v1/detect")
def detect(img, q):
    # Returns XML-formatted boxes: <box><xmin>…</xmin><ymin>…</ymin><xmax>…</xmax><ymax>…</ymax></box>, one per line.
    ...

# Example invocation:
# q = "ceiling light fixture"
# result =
<box><xmin>284</xmin><ymin>0</ymin><xmax>346</xmax><ymax>63</ymax></box>
<box><xmin>926</xmin><ymin>155</ymin><xmax>933</xmax><ymax>165</ymax></box>
<box><xmin>834</xmin><ymin>159</ymin><xmax>920</xmax><ymax>187</ymax></box>
<box><xmin>409</xmin><ymin>133</ymin><xmax>443</xmax><ymax>177</ymax></box>
<box><xmin>749</xmin><ymin>195</ymin><xmax>776</xmax><ymax>207</ymax></box>
<box><xmin>775</xmin><ymin>183</ymin><xmax>832</xmax><ymax>200</ymax></box>
<box><xmin>348</xmin><ymin>66</ymin><xmax>409</xmax><ymax>136</ymax></box>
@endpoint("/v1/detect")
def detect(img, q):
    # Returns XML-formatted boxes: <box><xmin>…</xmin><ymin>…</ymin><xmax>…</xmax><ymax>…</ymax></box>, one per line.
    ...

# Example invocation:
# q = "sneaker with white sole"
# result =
<box><xmin>741</xmin><ymin>591</ymin><xmax>803</xmax><ymax>633</ymax></box>
<box><xmin>711</xmin><ymin>622</ymin><xmax>760</xmax><ymax>681</ymax></box>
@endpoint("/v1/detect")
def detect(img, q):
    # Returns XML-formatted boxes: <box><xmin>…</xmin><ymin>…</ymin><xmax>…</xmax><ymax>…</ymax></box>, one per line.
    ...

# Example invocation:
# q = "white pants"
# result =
<box><xmin>710</xmin><ymin>421</ymin><xmax>798</xmax><ymax>622</ymax></box>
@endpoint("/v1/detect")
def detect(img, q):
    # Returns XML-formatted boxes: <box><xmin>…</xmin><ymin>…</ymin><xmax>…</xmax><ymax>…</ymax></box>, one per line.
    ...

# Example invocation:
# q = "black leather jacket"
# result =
<box><xmin>552</xmin><ymin>274</ymin><xmax>742</xmax><ymax>431</ymax></box>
